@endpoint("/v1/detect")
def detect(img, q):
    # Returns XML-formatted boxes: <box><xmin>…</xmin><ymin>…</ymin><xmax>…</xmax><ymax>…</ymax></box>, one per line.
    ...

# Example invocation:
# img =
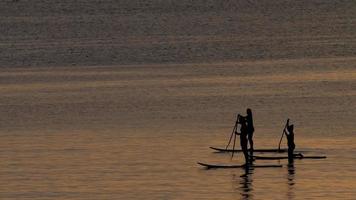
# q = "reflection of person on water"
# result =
<box><xmin>236</xmin><ymin>114</ymin><xmax>249</xmax><ymax>165</ymax></box>
<box><xmin>239</xmin><ymin>166</ymin><xmax>254</xmax><ymax>200</ymax></box>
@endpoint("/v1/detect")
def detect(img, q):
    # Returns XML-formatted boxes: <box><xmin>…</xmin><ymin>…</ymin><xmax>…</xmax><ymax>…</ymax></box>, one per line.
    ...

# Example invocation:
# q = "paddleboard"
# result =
<box><xmin>210</xmin><ymin>146</ymin><xmax>288</xmax><ymax>153</ymax></box>
<box><xmin>253</xmin><ymin>155</ymin><xmax>327</xmax><ymax>160</ymax></box>
<box><xmin>197</xmin><ymin>162</ymin><xmax>283</xmax><ymax>169</ymax></box>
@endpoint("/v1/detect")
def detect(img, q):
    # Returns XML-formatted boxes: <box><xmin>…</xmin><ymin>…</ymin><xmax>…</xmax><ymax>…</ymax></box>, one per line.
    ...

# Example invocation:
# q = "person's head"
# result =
<box><xmin>247</xmin><ymin>108</ymin><xmax>252</xmax><ymax>116</ymax></box>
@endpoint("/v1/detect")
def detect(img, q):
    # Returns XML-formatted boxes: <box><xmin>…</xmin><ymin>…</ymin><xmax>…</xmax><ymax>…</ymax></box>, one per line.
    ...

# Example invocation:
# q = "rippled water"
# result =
<box><xmin>1</xmin><ymin>59</ymin><xmax>355</xmax><ymax>199</ymax></box>
<box><xmin>1</xmin><ymin>0</ymin><xmax>356</xmax><ymax>199</ymax></box>
<box><xmin>1</xmin><ymin>0</ymin><xmax>356</xmax><ymax>67</ymax></box>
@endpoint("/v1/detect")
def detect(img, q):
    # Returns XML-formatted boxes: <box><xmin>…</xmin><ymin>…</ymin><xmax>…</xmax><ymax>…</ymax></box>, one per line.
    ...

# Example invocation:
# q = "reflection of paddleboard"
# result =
<box><xmin>210</xmin><ymin>146</ymin><xmax>288</xmax><ymax>153</ymax></box>
<box><xmin>197</xmin><ymin>162</ymin><xmax>283</xmax><ymax>169</ymax></box>
<box><xmin>253</xmin><ymin>155</ymin><xmax>327</xmax><ymax>160</ymax></box>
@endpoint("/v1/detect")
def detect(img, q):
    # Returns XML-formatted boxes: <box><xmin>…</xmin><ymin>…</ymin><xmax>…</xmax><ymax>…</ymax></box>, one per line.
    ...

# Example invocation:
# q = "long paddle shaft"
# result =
<box><xmin>225</xmin><ymin>122</ymin><xmax>237</xmax><ymax>149</ymax></box>
<box><xmin>231</xmin><ymin>115</ymin><xmax>241</xmax><ymax>159</ymax></box>
<box><xmin>278</xmin><ymin>119</ymin><xmax>289</xmax><ymax>150</ymax></box>
<box><xmin>225</xmin><ymin>116</ymin><xmax>239</xmax><ymax>150</ymax></box>
<box><xmin>231</xmin><ymin>131</ymin><xmax>237</xmax><ymax>159</ymax></box>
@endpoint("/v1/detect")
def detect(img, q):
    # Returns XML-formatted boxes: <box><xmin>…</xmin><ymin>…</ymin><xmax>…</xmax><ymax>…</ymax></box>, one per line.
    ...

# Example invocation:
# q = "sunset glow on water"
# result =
<box><xmin>1</xmin><ymin>0</ymin><xmax>356</xmax><ymax>199</ymax></box>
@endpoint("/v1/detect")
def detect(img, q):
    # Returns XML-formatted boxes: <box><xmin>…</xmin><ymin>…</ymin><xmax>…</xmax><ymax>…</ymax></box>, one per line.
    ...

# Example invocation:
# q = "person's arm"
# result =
<box><xmin>284</xmin><ymin>129</ymin><xmax>289</xmax><ymax>136</ymax></box>
<box><xmin>284</xmin><ymin>119</ymin><xmax>290</xmax><ymax>135</ymax></box>
<box><xmin>283</xmin><ymin>118</ymin><xmax>290</xmax><ymax>136</ymax></box>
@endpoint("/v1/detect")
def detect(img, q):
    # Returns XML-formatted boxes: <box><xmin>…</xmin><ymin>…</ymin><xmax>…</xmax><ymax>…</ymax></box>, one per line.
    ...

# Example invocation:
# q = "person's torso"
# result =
<box><xmin>246</xmin><ymin>115</ymin><xmax>254</xmax><ymax>131</ymax></box>
<box><xmin>240</xmin><ymin>124</ymin><xmax>248</xmax><ymax>139</ymax></box>
<box><xmin>287</xmin><ymin>133</ymin><xmax>295</xmax><ymax>147</ymax></box>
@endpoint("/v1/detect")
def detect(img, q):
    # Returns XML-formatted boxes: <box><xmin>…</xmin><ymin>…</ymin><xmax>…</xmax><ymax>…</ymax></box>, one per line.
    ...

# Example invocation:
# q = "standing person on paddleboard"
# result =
<box><xmin>246</xmin><ymin>108</ymin><xmax>254</xmax><ymax>155</ymax></box>
<box><xmin>284</xmin><ymin>119</ymin><xmax>296</xmax><ymax>163</ymax></box>
<box><xmin>236</xmin><ymin>114</ymin><xmax>249</xmax><ymax>165</ymax></box>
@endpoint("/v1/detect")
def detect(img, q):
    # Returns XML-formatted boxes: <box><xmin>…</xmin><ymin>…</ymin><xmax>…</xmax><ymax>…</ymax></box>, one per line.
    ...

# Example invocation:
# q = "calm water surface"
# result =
<box><xmin>1</xmin><ymin>59</ymin><xmax>355</xmax><ymax>199</ymax></box>
<box><xmin>1</xmin><ymin>0</ymin><xmax>356</xmax><ymax>199</ymax></box>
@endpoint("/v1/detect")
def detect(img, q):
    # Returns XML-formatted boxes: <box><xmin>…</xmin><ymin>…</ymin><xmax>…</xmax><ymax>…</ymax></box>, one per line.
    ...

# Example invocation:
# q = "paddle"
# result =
<box><xmin>225</xmin><ymin>114</ymin><xmax>239</xmax><ymax>150</ymax></box>
<box><xmin>278</xmin><ymin>119</ymin><xmax>289</xmax><ymax>151</ymax></box>
<box><xmin>231</xmin><ymin>115</ymin><xmax>242</xmax><ymax>159</ymax></box>
<box><xmin>231</xmin><ymin>130</ymin><xmax>237</xmax><ymax>159</ymax></box>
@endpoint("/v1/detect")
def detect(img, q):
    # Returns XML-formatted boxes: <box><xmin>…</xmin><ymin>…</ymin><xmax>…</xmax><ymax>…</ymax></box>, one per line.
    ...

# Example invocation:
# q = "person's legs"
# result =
<box><xmin>241</xmin><ymin>139</ymin><xmax>249</xmax><ymax>165</ymax></box>
<box><xmin>244</xmin><ymin>151</ymin><xmax>249</xmax><ymax>164</ymax></box>
<box><xmin>247</xmin><ymin>132</ymin><xmax>254</xmax><ymax>163</ymax></box>
<box><xmin>248</xmin><ymin>135</ymin><xmax>254</xmax><ymax>150</ymax></box>
<box><xmin>288</xmin><ymin>148</ymin><xmax>294</xmax><ymax>164</ymax></box>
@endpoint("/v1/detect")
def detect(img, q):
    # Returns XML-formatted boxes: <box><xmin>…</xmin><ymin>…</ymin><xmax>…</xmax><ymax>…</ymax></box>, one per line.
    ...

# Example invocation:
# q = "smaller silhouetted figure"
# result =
<box><xmin>237</xmin><ymin>114</ymin><xmax>249</xmax><ymax>165</ymax></box>
<box><xmin>284</xmin><ymin>119</ymin><xmax>295</xmax><ymax>163</ymax></box>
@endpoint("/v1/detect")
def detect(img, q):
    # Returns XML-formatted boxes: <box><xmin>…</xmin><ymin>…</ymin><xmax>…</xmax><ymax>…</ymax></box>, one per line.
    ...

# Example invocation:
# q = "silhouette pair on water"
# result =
<box><xmin>234</xmin><ymin>109</ymin><xmax>296</xmax><ymax>165</ymax></box>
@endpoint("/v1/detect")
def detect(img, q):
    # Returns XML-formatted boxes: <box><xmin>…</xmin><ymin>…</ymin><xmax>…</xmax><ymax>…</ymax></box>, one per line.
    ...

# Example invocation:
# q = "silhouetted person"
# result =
<box><xmin>284</xmin><ymin>119</ymin><xmax>295</xmax><ymax>163</ymax></box>
<box><xmin>236</xmin><ymin>114</ymin><xmax>249</xmax><ymax>165</ymax></box>
<box><xmin>246</xmin><ymin>108</ymin><xmax>254</xmax><ymax>155</ymax></box>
